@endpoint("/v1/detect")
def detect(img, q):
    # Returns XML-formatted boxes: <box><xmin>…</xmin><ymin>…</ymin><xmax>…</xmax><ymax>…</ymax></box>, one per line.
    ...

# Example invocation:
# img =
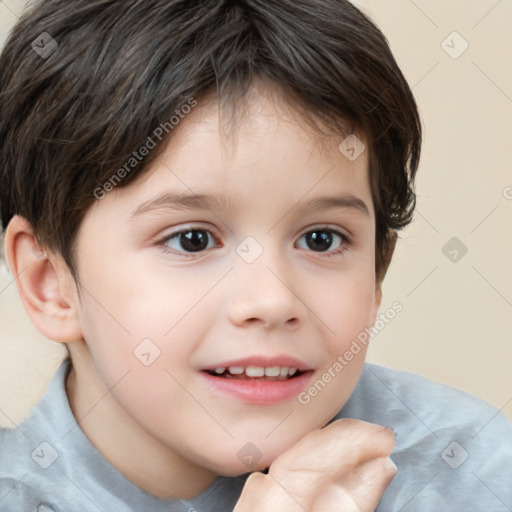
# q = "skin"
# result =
<box><xmin>5</xmin><ymin>85</ymin><xmax>391</xmax><ymax>501</ymax></box>
<box><xmin>235</xmin><ymin>419</ymin><xmax>396</xmax><ymax>511</ymax></box>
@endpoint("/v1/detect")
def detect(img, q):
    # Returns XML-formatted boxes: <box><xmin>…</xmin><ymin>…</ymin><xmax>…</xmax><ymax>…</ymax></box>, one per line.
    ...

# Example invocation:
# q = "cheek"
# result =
<box><xmin>297</xmin><ymin>284</ymin><xmax>373</xmax><ymax>421</ymax></box>
<box><xmin>96</xmin><ymin>250</ymin><xmax>228</xmax><ymax>322</ymax></box>
<box><xmin>304</xmin><ymin>262</ymin><xmax>378</xmax><ymax>343</ymax></box>
<box><xmin>298</xmin><ymin>262</ymin><xmax>376</xmax><ymax>400</ymax></box>
<box><xmin>75</xmin><ymin>258</ymin><xmax>223</xmax><ymax>380</ymax></box>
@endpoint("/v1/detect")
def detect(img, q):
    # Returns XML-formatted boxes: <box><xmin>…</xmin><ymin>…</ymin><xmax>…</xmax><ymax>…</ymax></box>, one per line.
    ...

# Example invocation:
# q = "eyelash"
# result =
<box><xmin>157</xmin><ymin>226</ymin><xmax>352</xmax><ymax>258</ymax></box>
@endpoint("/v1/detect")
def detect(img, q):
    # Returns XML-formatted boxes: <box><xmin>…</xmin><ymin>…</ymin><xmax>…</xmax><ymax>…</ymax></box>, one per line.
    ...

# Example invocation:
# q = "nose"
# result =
<box><xmin>227</xmin><ymin>252</ymin><xmax>305</xmax><ymax>330</ymax></box>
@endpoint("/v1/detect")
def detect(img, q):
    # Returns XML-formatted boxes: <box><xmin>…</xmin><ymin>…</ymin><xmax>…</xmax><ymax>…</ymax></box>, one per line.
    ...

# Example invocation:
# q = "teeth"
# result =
<box><xmin>246</xmin><ymin>365</ymin><xmax>265</xmax><ymax>377</ymax></box>
<box><xmin>211</xmin><ymin>366</ymin><xmax>300</xmax><ymax>377</ymax></box>
<box><xmin>228</xmin><ymin>366</ymin><xmax>244</xmax><ymax>375</ymax></box>
<box><xmin>264</xmin><ymin>367</ymin><xmax>281</xmax><ymax>377</ymax></box>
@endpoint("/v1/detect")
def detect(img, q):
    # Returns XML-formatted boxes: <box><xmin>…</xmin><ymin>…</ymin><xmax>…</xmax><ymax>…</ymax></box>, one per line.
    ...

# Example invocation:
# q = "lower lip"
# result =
<box><xmin>200</xmin><ymin>371</ymin><xmax>314</xmax><ymax>405</ymax></box>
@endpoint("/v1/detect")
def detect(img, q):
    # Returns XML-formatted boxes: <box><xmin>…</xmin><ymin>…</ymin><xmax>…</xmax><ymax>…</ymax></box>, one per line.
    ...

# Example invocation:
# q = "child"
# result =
<box><xmin>0</xmin><ymin>0</ymin><xmax>510</xmax><ymax>510</ymax></box>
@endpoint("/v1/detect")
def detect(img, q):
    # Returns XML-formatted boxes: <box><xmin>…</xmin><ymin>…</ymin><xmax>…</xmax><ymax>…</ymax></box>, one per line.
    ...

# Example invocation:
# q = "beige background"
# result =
<box><xmin>0</xmin><ymin>0</ymin><xmax>511</xmax><ymax>426</ymax></box>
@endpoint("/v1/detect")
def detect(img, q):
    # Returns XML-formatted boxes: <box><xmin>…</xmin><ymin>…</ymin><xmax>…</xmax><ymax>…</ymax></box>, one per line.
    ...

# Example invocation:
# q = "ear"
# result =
<box><xmin>376</xmin><ymin>230</ymin><xmax>397</xmax><ymax>287</ymax></box>
<box><xmin>4</xmin><ymin>216</ymin><xmax>83</xmax><ymax>343</ymax></box>
<box><xmin>372</xmin><ymin>230</ymin><xmax>398</xmax><ymax>323</ymax></box>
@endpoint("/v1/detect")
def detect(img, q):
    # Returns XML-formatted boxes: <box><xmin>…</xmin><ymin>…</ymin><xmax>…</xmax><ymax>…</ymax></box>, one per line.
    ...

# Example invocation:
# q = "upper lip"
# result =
<box><xmin>200</xmin><ymin>355</ymin><xmax>313</xmax><ymax>372</ymax></box>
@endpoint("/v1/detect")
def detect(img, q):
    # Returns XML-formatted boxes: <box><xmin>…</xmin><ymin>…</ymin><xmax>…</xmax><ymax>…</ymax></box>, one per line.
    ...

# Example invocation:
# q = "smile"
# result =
<box><xmin>200</xmin><ymin>356</ymin><xmax>314</xmax><ymax>404</ymax></box>
<box><xmin>206</xmin><ymin>365</ymin><xmax>301</xmax><ymax>380</ymax></box>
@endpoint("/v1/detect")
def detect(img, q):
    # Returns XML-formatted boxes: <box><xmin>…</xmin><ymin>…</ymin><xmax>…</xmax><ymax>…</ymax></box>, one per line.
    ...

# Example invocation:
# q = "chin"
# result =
<box><xmin>197</xmin><ymin>446</ymin><xmax>281</xmax><ymax>477</ymax></box>
<box><xmin>214</xmin><ymin>459</ymin><xmax>274</xmax><ymax>477</ymax></box>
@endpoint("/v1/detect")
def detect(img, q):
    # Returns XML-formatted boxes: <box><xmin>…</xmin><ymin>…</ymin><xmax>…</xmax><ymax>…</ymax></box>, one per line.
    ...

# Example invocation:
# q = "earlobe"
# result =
<box><xmin>371</xmin><ymin>229</ymin><xmax>397</xmax><ymax>325</ymax></box>
<box><xmin>376</xmin><ymin>230</ymin><xmax>398</xmax><ymax>285</ymax></box>
<box><xmin>4</xmin><ymin>216</ymin><xmax>83</xmax><ymax>343</ymax></box>
<box><xmin>370</xmin><ymin>284</ymin><xmax>383</xmax><ymax>328</ymax></box>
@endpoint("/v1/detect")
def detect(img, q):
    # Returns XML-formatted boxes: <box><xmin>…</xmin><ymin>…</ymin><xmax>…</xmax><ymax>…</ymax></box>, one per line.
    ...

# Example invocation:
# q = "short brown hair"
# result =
<box><xmin>0</xmin><ymin>0</ymin><xmax>421</xmax><ymax>282</ymax></box>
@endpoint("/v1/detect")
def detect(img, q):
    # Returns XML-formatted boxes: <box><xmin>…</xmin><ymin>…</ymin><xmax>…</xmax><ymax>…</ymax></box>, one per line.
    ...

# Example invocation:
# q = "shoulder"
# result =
<box><xmin>336</xmin><ymin>363</ymin><xmax>512</xmax><ymax>511</ymax></box>
<box><xmin>0</xmin><ymin>360</ymin><xmax>242</xmax><ymax>511</ymax></box>
<box><xmin>345</xmin><ymin>362</ymin><xmax>511</xmax><ymax>433</ymax></box>
<box><xmin>0</xmin><ymin>361</ymin><xmax>73</xmax><ymax>511</ymax></box>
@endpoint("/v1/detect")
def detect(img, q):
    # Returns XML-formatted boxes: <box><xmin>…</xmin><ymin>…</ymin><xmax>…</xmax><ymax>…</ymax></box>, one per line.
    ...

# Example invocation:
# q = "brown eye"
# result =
<box><xmin>305</xmin><ymin>231</ymin><xmax>333</xmax><ymax>252</ymax></box>
<box><xmin>163</xmin><ymin>229</ymin><xmax>216</xmax><ymax>253</ymax></box>
<box><xmin>296</xmin><ymin>229</ymin><xmax>347</xmax><ymax>253</ymax></box>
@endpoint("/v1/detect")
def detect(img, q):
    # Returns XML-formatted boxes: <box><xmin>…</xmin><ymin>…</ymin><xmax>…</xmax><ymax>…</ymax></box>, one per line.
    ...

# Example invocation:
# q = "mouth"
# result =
<box><xmin>199</xmin><ymin>356</ymin><xmax>314</xmax><ymax>404</ymax></box>
<box><xmin>203</xmin><ymin>365</ymin><xmax>306</xmax><ymax>381</ymax></box>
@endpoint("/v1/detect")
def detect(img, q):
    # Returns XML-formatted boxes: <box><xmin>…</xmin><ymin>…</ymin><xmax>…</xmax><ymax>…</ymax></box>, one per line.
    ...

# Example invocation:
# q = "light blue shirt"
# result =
<box><xmin>1</xmin><ymin>360</ymin><xmax>511</xmax><ymax>511</ymax></box>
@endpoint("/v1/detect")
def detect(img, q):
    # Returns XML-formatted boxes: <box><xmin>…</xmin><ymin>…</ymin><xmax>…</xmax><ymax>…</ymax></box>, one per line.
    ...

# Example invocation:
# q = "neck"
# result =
<box><xmin>65</xmin><ymin>340</ymin><xmax>217</xmax><ymax>500</ymax></box>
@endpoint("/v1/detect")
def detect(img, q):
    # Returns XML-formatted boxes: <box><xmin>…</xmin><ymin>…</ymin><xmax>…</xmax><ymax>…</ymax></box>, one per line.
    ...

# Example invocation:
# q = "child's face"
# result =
<box><xmin>68</xmin><ymin>88</ymin><xmax>380</xmax><ymax>477</ymax></box>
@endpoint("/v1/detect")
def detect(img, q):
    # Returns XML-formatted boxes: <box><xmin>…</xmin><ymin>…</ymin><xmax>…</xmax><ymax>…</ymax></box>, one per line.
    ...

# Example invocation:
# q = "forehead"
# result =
<box><xmin>176</xmin><ymin>83</ymin><xmax>358</xmax><ymax>160</ymax></box>
<box><xmin>86</xmin><ymin>86</ymin><xmax>373</xmax><ymax>223</ymax></box>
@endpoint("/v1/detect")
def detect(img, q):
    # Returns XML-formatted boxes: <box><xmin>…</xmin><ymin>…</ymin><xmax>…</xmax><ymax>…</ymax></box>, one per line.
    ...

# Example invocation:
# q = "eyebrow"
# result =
<box><xmin>129</xmin><ymin>191</ymin><xmax>370</xmax><ymax>219</ymax></box>
<box><xmin>130</xmin><ymin>192</ymin><xmax>222</xmax><ymax>219</ymax></box>
<box><xmin>303</xmin><ymin>195</ymin><xmax>370</xmax><ymax>217</ymax></box>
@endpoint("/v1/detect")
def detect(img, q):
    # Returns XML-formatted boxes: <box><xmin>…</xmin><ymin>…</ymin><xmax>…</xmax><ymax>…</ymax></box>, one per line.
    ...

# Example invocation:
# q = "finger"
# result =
<box><xmin>271</xmin><ymin>419</ymin><xmax>396</xmax><ymax>476</ymax></box>
<box><xmin>323</xmin><ymin>419</ymin><xmax>396</xmax><ymax>461</ymax></box>
<box><xmin>234</xmin><ymin>472</ymin><xmax>305</xmax><ymax>512</ymax></box>
<box><xmin>310</xmin><ymin>456</ymin><xmax>398</xmax><ymax>512</ymax></box>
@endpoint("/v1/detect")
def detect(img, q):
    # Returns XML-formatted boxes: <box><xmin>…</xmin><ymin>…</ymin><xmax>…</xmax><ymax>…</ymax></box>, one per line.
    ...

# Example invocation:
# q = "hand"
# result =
<box><xmin>234</xmin><ymin>419</ymin><xmax>396</xmax><ymax>512</ymax></box>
